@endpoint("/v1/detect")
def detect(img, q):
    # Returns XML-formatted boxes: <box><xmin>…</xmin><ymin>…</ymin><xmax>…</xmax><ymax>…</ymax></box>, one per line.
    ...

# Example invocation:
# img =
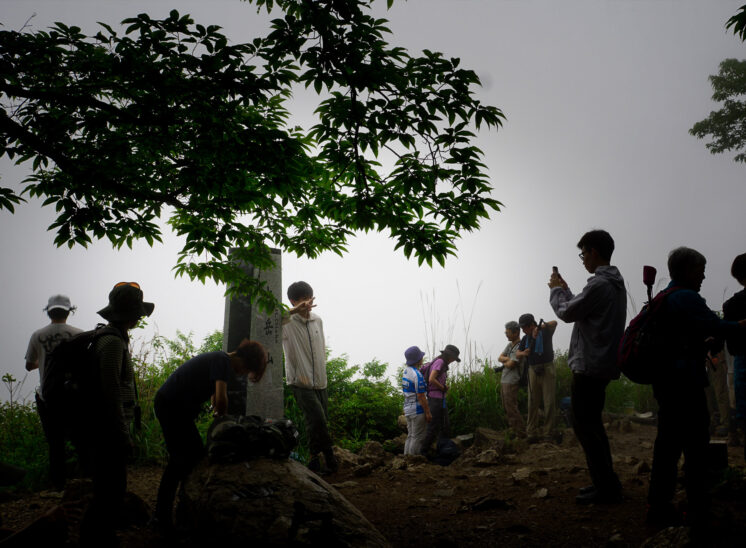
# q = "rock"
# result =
<box><xmin>511</xmin><ymin>467</ymin><xmax>532</xmax><ymax>483</ymax></box>
<box><xmin>331</xmin><ymin>481</ymin><xmax>359</xmax><ymax>489</ymax></box>
<box><xmin>359</xmin><ymin>441</ymin><xmax>386</xmax><ymax>467</ymax></box>
<box><xmin>640</xmin><ymin>441</ymin><xmax>654</xmax><ymax>450</ymax></box>
<box><xmin>608</xmin><ymin>532</ymin><xmax>624</xmax><ymax>546</ymax></box>
<box><xmin>390</xmin><ymin>456</ymin><xmax>407</xmax><ymax>471</ymax></box>
<box><xmin>179</xmin><ymin>458</ymin><xmax>388</xmax><ymax>547</ymax></box>
<box><xmin>397</xmin><ymin>415</ymin><xmax>407</xmax><ymax>433</ymax></box>
<box><xmin>453</xmin><ymin>434</ymin><xmax>475</xmax><ymax>449</ymax></box>
<box><xmin>640</xmin><ymin>526</ymin><xmax>692</xmax><ymax>547</ymax></box>
<box><xmin>473</xmin><ymin>427</ymin><xmax>505</xmax><ymax>451</ymax></box>
<box><xmin>624</xmin><ymin>456</ymin><xmax>639</xmax><ymax>466</ymax></box>
<box><xmin>434</xmin><ymin>488</ymin><xmax>454</xmax><ymax>497</ymax></box>
<box><xmin>532</xmin><ymin>488</ymin><xmax>548</xmax><ymax>499</ymax></box>
<box><xmin>474</xmin><ymin>449</ymin><xmax>501</xmax><ymax>467</ymax></box>
<box><xmin>618</xmin><ymin>420</ymin><xmax>633</xmax><ymax>433</ymax></box>
<box><xmin>404</xmin><ymin>454</ymin><xmax>427</xmax><ymax>465</ymax></box>
<box><xmin>332</xmin><ymin>447</ymin><xmax>362</xmax><ymax>470</ymax></box>
<box><xmin>634</xmin><ymin>461</ymin><xmax>651</xmax><ymax>475</ymax></box>
<box><xmin>353</xmin><ymin>463</ymin><xmax>374</xmax><ymax>477</ymax></box>
<box><xmin>382</xmin><ymin>434</ymin><xmax>406</xmax><ymax>455</ymax></box>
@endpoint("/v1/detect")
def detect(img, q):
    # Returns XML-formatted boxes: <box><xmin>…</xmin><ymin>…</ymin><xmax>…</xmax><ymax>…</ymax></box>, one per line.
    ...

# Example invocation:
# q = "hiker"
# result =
<box><xmin>516</xmin><ymin>313</ymin><xmax>558</xmax><ymax>443</ymax></box>
<box><xmin>497</xmin><ymin>321</ymin><xmax>527</xmax><ymax>439</ymax></box>
<box><xmin>420</xmin><ymin>344</ymin><xmax>460</xmax><ymax>455</ymax></box>
<box><xmin>282</xmin><ymin>281</ymin><xmax>338</xmax><ymax>474</ymax></box>
<box><xmin>723</xmin><ymin>252</ymin><xmax>746</xmax><ymax>454</ymax></box>
<box><xmin>80</xmin><ymin>282</ymin><xmax>154</xmax><ymax>547</ymax></box>
<box><xmin>549</xmin><ymin>229</ymin><xmax>626</xmax><ymax>505</ymax></box>
<box><xmin>643</xmin><ymin>248</ymin><xmax>746</xmax><ymax>528</ymax></box>
<box><xmin>152</xmin><ymin>339</ymin><xmax>267</xmax><ymax>531</ymax></box>
<box><xmin>401</xmin><ymin>346</ymin><xmax>432</xmax><ymax>455</ymax></box>
<box><xmin>24</xmin><ymin>295</ymin><xmax>83</xmax><ymax>491</ymax></box>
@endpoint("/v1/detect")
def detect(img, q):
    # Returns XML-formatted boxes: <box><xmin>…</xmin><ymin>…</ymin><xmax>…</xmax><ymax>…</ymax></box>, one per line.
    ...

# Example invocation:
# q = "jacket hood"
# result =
<box><xmin>594</xmin><ymin>265</ymin><xmax>625</xmax><ymax>289</ymax></box>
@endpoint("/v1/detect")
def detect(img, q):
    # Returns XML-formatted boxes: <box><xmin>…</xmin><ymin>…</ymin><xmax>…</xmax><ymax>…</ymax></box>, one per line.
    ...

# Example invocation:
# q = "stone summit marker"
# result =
<box><xmin>222</xmin><ymin>249</ymin><xmax>283</xmax><ymax>418</ymax></box>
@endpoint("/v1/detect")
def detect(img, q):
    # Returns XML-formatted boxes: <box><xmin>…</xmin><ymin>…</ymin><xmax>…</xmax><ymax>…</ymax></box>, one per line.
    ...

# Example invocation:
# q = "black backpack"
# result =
<box><xmin>206</xmin><ymin>415</ymin><xmax>300</xmax><ymax>463</ymax></box>
<box><xmin>41</xmin><ymin>324</ymin><xmax>124</xmax><ymax>410</ymax></box>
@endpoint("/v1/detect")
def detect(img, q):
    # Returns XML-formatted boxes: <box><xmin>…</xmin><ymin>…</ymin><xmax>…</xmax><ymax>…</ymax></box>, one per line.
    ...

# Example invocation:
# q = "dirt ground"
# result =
<box><xmin>2</xmin><ymin>419</ymin><xmax>746</xmax><ymax>547</ymax></box>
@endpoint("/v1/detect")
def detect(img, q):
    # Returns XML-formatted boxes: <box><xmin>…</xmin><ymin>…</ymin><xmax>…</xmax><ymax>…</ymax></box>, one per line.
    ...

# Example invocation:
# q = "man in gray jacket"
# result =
<box><xmin>549</xmin><ymin>229</ymin><xmax>626</xmax><ymax>504</ymax></box>
<box><xmin>283</xmin><ymin>281</ymin><xmax>338</xmax><ymax>474</ymax></box>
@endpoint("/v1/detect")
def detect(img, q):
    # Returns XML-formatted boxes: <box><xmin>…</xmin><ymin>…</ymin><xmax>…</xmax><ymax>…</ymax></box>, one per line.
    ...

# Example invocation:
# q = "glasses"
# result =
<box><xmin>578</xmin><ymin>252</ymin><xmax>585</xmax><ymax>261</ymax></box>
<box><xmin>114</xmin><ymin>282</ymin><xmax>141</xmax><ymax>289</ymax></box>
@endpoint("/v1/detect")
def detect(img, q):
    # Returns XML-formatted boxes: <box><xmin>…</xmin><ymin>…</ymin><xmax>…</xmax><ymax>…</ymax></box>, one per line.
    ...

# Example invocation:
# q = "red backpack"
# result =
<box><xmin>617</xmin><ymin>286</ymin><xmax>681</xmax><ymax>384</ymax></box>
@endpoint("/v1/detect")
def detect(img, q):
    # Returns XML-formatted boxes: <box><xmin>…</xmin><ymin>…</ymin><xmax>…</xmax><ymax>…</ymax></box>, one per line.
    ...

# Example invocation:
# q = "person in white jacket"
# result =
<box><xmin>283</xmin><ymin>281</ymin><xmax>338</xmax><ymax>474</ymax></box>
<box><xmin>549</xmin><ymin>229</ymin><xmax>626</xmax><ymax>505</ymax></box>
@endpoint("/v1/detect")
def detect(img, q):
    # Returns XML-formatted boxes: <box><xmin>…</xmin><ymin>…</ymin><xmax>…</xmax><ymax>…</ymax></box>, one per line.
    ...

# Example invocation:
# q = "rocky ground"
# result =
<box><xmin>2</xmin><ymin>418</ymin><xmax>746</xmax><ymax>547</ymax></box>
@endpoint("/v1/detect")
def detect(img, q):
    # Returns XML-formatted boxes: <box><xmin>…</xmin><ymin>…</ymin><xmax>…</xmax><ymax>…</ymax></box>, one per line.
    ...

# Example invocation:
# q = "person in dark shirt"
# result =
<box><xmin>81</xmin><ymin>282</ymin><xmax>154</xmax><ymax>548</ymax></box>
<box><xmin>723</xmin><ymin>252</ymin><xmax>746</xmax><ymax>458</ymax></box>
<box><xmin>152</xmin><ymin>339</ymin><xmax>267</xmax><ymax>531</ymax></box>
<box><xmin>646</xmin><ymin>248</ymin><xmax>746</xmax><ymax>529</ymax></box>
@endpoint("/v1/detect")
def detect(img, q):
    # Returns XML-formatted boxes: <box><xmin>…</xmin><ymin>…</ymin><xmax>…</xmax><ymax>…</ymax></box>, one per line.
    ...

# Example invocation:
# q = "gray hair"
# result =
<box><xmin>505</xmin><ymin>321</ymin><xmax>520</xmax><ymax>331</ymax></box>
<box><xmin>668</xmin><ymin>247</ymin><xmax>706</xmax><ymax>281</ymax></box>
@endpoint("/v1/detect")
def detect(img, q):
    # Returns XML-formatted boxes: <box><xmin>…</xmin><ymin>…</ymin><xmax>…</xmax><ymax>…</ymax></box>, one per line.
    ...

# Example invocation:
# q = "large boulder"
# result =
<box><xmin>178</xmin><ymin>458</ymin><xmax>389</xmax><ymax>547</ymax></box>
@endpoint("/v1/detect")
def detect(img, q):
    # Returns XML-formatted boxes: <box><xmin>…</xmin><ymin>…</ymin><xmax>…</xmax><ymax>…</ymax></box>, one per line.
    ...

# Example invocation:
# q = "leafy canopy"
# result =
<box><xmin>0</xmin><ymin>0</ymin><xmax>504</xmax><ymax>310</ymax></box>
<box><xmin>690</xmin><ymin>5</ymin><xmax>746</xmax><ymax>163</ymax></box>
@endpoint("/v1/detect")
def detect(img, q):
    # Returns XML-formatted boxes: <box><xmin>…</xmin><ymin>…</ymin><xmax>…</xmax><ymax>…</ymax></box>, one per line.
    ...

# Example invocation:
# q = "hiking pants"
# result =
<box><xmin>527</xmin><ymin>361</ymin><xmax>557</xmax><ymax>438</ymax></box>
<box><xmin>79</xmin><ymin>429</ymin><xmax>127</xmax><ymax>547</ymax></box>
<box><xmin>35</xmin><ymin>393</ymin><xmax>67</xmax><ymax>490</ymax></box>
<box><xmin>291</xmin><ymin>386</ymin><xmax>333</xmax><ymax>456</ymax></box>
<box><xmin>421</xmin><ymin>396</ymin><xmax>450</xmax><ymax>454</ymax></box>
<box><xmin>501</xmin><ymin>383</ymin><xmax>526</xmax><ymax>438</ymax></box>
<box><xmin>154</xmin><ymin>392</ymin><xmax>205</xmax><ymax>524</ymax></box>
<box><xmin>571</xmin><ymin>373</ymin><xmax>621</xmax><ymax>495</ymax></box>
<box><xmin>706</xmin><ymin>360</ymin><xmax>730</xmax><ymax>430</ymax></box>
<box><xmin>404</xmin><ymin>413</ymin><xmax>427</xmax><ymax>455</ymax></box>
<box><xmin>649</xmin><ymin>381</ymin><xmax>710</xmax><ymax>521</ymax></box>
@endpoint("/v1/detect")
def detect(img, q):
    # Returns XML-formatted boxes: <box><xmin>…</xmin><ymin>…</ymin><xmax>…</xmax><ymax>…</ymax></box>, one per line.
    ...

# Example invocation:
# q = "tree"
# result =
<box><xmin>0</xmin><ymin>0</ymin><xmax>504</xmax><ymax>310</ymax></box>
<box><xmin>689</xmin><ymin>5</ymin><xmax>746</xmax><ymax>162</ymax></box>
<box><xmin>689</xmin><ymin>59</ymin><xmax>746</xmax><ymax>162</ymax></box>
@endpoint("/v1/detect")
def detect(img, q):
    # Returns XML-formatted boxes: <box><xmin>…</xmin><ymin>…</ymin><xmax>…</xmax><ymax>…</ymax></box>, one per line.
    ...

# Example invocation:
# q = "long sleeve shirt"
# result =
<box><xmin>550</xmin><ymin>265</ymin><xmax>627</xmax><ymax>379</ymax></box>
<box><xmin>282</xmin><ymin>313</ymin><xmax>327</xmax><ymax>389</ymax></box>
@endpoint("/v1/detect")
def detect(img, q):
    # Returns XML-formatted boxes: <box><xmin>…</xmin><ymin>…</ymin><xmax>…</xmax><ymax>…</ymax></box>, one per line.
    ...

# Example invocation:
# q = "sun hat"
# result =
<box><xmin>45</xmin><ymin>294</ymin><xmax>75</xmax><ymax>312</ymax></box>
<box><xmin>404</xmin><ymin>345</ymin><xmax>426</xmax><ymax>366</ymax></box>
<box><xmin>97</xmin><ymin>282</ymin><xmax>154</xmax><ymax>323</ymax></box>
<box><xmin>440</xmin><ymin>344</ymin><xmax>461</xmax><ymax>362</ymax></box>
<box><xmin>518</xmin><ymin>313</ymin><xmax>536</xmax><ymax>328</ymax></box>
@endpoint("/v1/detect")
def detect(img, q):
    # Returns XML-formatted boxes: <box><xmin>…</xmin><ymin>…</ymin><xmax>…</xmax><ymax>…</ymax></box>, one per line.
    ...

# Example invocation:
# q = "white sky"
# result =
<box><xmin>2</xmin><ymin>0</ymin><xmax>745</xmax><ymax>401</ymax></box>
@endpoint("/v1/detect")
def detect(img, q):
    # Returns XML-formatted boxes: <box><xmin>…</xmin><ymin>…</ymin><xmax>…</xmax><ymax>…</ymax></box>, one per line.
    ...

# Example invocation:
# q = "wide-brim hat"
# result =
<box><xmin>97</xmin><ymin>283</ymin><xmax>154</xmax><ymax>323</ymax></box>
<box><xmin>440</xmin><ymin>344</ymin><xmax>461</xmax><ymax>362</ymax></box>
<box><xmin>404</xmin><ymin>345</ymin><xmax>426</xmax><ymax>366</ymax></box>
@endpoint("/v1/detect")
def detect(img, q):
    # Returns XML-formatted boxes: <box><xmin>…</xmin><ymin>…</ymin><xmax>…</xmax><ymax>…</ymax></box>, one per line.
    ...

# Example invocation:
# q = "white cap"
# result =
<box><xmin>45</xmin><ymin>294</ymin><xmax>74</xmax><ymax>312</ymax></box>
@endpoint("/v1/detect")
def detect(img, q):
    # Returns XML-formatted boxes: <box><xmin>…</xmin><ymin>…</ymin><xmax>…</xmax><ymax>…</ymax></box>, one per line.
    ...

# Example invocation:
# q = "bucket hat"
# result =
<box><xmin>440</xmin><ymin>344</ymin><xmax>461</xmax><ymax>362</ymax></box>
<box><xmin>404</xmin><ymin>346</ymin><xmax>425</xmax><ymax>366</ymax></box>
<box><xmin>97</xmin><ymin>282</ymin><xmax>154</xmax><ymax>323</ymax></box>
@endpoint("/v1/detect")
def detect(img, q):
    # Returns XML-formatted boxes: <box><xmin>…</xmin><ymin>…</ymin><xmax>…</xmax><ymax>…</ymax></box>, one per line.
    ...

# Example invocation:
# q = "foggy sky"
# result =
<box><xmin>2</xmin><ymin>0</ymin><xmax>745</xmax><ymax>401</ymax></box>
